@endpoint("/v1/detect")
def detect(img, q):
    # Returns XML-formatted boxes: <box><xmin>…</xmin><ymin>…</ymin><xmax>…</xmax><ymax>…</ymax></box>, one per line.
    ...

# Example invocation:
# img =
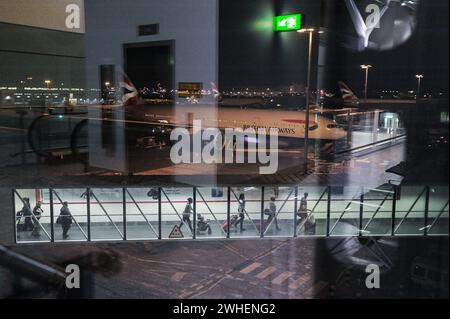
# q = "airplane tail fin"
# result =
<box><xmin>338</xmin><ymin>81</ymin><xmax>358</xmax><ymax>101</ymax></box>
<box><xmin>120</xmin><ymin>72</ymin><xmax>140</xmax><ymax>106</ymax></box>
<box><xmin>211</xmin><ymin>82</ymin><xmax>221</xmax><ymax>101</ymax></box>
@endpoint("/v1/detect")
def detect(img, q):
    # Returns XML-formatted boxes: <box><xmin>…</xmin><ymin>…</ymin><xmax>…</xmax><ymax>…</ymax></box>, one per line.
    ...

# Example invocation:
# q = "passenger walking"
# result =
<box><xmin>296</xmin><ymin>192</ymin><xmax>316</xmax><ymax>234</ymax></box>
<box><xmin>179</xmin><ymin>198</ymin><xmax>193</xmax><ymax>233</ymax></box>
<box><xmin>235</xmin><ymin>193</ymin><xmax>246</xmax><ymax>232</ymax></box>
<box><xmin>31</xmin><ymin>201</ymin><xmax>43</xmax><ymax>237</ymax></box>
<box><xmin>58</xmin><ymin>201</ymin><xmax>73</xmax><ymax>239</ymax></box>
<box><xmin>265</xmin><ymin>197</ymin><xmax>281</xmax><ymax>231</ymax></box>
<box><xmin>22</xmin><ymin>197</ymin><xmax>33</xmax><ymax>231</ymax></box>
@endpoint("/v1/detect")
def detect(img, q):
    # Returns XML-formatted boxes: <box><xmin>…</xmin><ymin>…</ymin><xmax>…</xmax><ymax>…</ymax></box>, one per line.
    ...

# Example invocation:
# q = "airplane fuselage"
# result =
<box><xmin>125</xmin><ymin>104</ymin><xmax>347</xmax><ymax>141</ymax></box>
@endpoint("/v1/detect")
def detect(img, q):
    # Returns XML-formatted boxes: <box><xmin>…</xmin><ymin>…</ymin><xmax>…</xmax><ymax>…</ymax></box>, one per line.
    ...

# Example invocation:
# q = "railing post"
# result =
<box><xmin>49</xmin><ymin>188</ymin><xmax>55</xmax><ymax>242</ymax></box>
<box><xmin>391</xmin><ymin>186</ymin><xmax>397</xmax><ymax>236</ymax></box>
<box><xmin>326</xmin><ymin>186</ymin><xmax>331</xmax><ymax>236</ymax></box>
<box><xmin>227</xmin><ymin>187</ymin><xmax>231</xmax><ymax>239</ymax></box>
<box><xmin>12</xmin><ymin>189</ymin><xmax>17</xmax><ymax>243</ymax></box>
<box><xmin>158</xmin><ymin>187</ymin><xmax>162</xmax><ymax>240</ymax></box>
<box><xmin>359</xmin><ymin>188</ymin><xmax>364</xmax><ymax>237</ymax></box>
<box><xmin>122</xmin><ymin>187</ymin><xmax>127</xmax><ymax>240</ymax></box>
<box><xmin>86</xmin><ymin>188</ymin><xmax>91</xmax><ymax>241</ymax></box>
<box><xmin>260</xmin><ymin>187</ymin><xmax>265</xmax><ymax>238</ymax></box>
<box><xmin>193</xmin><ymin>187</ymin><xmax>197</xmax><ymax>239</ymax></box>
<box><xmin>294</xmin><ymin>186</ymin><xmax>299</xmax><ymax>237</ymax></box>
<box><xmin>424</xmin><ymin>186</ymin><xmax>430</xmax><ymax>236</ymax></box>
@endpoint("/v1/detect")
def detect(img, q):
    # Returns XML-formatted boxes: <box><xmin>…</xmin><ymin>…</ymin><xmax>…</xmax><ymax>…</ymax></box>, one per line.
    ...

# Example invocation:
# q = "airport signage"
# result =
<box><xmin>273</xmin><ymin>14</ymin><xmax>302</xmax><ymax>32</ymax></box>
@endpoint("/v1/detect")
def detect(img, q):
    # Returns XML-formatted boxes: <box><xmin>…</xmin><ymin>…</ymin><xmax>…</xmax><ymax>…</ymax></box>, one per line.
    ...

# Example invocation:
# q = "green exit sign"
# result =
<box><xmin>274</xmin><ymin>14</ymin><xmax>302</xmax><ymax>32</ymax></box>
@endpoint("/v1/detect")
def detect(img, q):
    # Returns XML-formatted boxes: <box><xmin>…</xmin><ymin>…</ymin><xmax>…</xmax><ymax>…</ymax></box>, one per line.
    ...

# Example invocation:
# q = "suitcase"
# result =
<box><xmin>222</xmin><ymin>215</ymin><xmax>238</xmax><ymax>232</ymax></box>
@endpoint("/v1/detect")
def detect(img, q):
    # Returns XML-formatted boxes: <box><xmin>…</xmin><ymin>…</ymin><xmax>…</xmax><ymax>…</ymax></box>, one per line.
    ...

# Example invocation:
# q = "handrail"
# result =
<box><xmin>89</xmin><ymin>191</ymin><xmax>124</xmax><ymax>238</ymax></box>
<box><xmin>264</xmin><ymin>188</ymin><xmax>294</xmax><ymax>235</ymax></box>
<box><xmin>160</xmin><ymin>188</ymin><xmax>194</xmax><ymax>236</ymax></box>
<box><xmin>14</xmin><ymin>190</ymin><xmax>52</xmax><ymax>241</ymax></box>
<box><xmin>52</xmin><ymin>190</ymin><xmax>89</xmax><ymax>240</ymax></box>
<box><xmin>362</xmin><ymin>188</ymin><xmax>393</xmax><ymax>232</ymax></box>
<box><xmin>428</xmin><ymin>200</ymin><xmax>449</xmax><ymax>233</ymax></box>
<box><xmin>329</xmin><ymin>189</ymin><xmax>363</xmax><ymax>235</ymax></box>
<box><xmin>0</xmin><ymin>245</ymin><xmax>66</xmax><ymax>287</ymax></box>
<box><xmin>296</xmin><ymin>187</ymin><xmax>327</xmax><ymax>234</ymax></box>
<box><xmin>125</xmin><ymin>188</ymin><xmax>158</xmax><ymax>238</ymax></box>
<box><xmin>196</xmin><ymin>189</ymin><xmax>227</xmax><ymax>236</ymax></box>
<box><xmin>394</xmin><ymin>186</ymin><xmax>427</xmax><ymax>234</ymax></box>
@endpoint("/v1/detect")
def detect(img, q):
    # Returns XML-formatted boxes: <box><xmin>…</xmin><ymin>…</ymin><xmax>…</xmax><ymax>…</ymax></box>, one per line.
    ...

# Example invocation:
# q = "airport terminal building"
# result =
<box><xmin>0</xmin><ymin>0</ymin><xmax>448</xmax><ymax>300</ymax></box>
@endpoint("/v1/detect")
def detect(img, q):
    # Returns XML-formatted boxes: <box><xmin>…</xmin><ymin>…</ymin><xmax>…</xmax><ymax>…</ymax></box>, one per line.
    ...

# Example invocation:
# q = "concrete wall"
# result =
<box><xmin>84</xmin><ymin>0</ymin><xmax>218</xmax><ymax>98</ymax></box>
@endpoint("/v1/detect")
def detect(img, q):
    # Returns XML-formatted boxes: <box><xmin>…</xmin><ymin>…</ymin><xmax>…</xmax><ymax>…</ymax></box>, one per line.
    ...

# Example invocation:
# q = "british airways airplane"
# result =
<box><xmin>120</xmin><ymin>76</ymin><xmax>347</xmax><ymax>142</ymax></box>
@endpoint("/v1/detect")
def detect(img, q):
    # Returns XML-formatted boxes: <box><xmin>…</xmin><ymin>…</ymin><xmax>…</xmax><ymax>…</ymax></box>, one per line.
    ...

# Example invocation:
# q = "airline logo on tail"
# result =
<box><xmin>120</xmin><ymin>73</ymin><xmax>139</xmax><ymax>106</ymax></box>
<box><xmin>211</xmin><ymin>82</ymin><xmax>222</xmax><ymax>101</ymax></box>
<box><xmin>338</xmin><ymin>81</ymin><xmax>358</xmax><ymax>101</ymax></box>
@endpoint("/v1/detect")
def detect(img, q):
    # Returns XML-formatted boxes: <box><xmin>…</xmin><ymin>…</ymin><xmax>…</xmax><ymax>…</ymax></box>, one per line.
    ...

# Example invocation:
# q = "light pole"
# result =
<box><xmin>361</xmin><ymin>64</ymin><xmax>372</xmax><ymax>103</ymax></box>
<box><xmin>297</xmin><ymin>28</ymin><xmax>317</xmax><ymax>171</ymax></box>
<box><xmin>415</xmin><ymin>74</ymin><xmax>423</xmax><ymax>100</ymax></box>
<box><xmin>44</xmin><ymin>80</ymin><xmax>51</xmax><ymax>90</ymax></box>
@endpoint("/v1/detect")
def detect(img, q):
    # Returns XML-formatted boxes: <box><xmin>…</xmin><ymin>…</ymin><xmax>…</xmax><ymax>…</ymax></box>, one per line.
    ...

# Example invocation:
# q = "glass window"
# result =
<box><xmin>125</xmin><ymin>187</ymin><xmax>159</xmax><ymax>240</ymax></box>
<box><xmin>229</xmin><ymin>187</ymin><xmax>262</xmax><ymax>238</ymax></box>
<box><xmin>52</xmin><ymin>188</ymin><xmax>88</xmax><ymax>242</ymax></box>
<box><xmin>263</xmin><ymin>187</ymin><xmax>295</xmax><ymax>238</ymax></box>
<box><xmin>15</xmin><ymin>189</ymin><xmax>51</xmax><ymax>243</ymax></box>
<box><xmin>89</xmin><ymin>188</ymin><xmax>124</xmax><ymax>241</ymax></box>
<box><xmin>329</xmin><ymin>186</ymin><xmax>362</xmax><ymax>236</ymax></box>
<box><xmin>361</xmin><ymin>186</ymin><xmax>394</xmax><ymax>236</ymax></box>
<box><xmin>297</xmin><ymin>186</ymin><xmax>328</xmax><ymax>237</ymax></box>
<box><xmin>195</xmin><ymin>187</ymin><xmax>227</xmax><ymax>239</ymax></box>
<box><xmin>161</xmin><ymin>187</ymin><xmax>194</xmax><ymax>239</ymax></box>
<box><xmin>394</xmin><ymin>186</ymin><xmax>427</xmax><ymax>235</ymax></box>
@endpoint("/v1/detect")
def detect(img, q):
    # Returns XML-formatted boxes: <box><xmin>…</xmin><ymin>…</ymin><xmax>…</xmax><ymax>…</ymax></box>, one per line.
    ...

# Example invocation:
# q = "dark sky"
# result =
<box><xmin>219</xmin><ymin>0</ymin><xmax>449</xmax><ymax>94</ymax></box>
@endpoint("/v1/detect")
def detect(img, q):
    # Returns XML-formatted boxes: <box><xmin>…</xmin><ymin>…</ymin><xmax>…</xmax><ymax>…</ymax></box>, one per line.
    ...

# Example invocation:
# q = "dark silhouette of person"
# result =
<box><xmin>266</xmin><ymin>197</ymin><xmax>281</xmax><ymax>231</ymax></box>
<box><xmin>179</xmin><ymin>198</ymin><xmax>193</xmax><ymax>233</ymax></box>
<box><xmin>59</xmin><ymin>201</ymin><xmax>73</xmax><ymax>239</ymax></box>
<box><xmin>22</xmin><ymin>197</ymin><xmax>33</xmax><ymax>231</ymax></box>
<box><xmin>31</xmin><ymin>201</ymin><xmax>43</xmax><ymax>237</ymax></box>
<box><xmin>235</xmin><ymin>193</ymin><xmax>246</xmax><ymax>232</ymax></box>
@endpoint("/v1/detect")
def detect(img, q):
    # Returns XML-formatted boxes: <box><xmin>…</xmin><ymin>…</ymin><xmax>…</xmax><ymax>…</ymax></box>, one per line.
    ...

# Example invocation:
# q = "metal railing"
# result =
<box><xmin>13</xmin><ymin>185</ymin><xmax>449</xmax><ymax>243</ymax></box>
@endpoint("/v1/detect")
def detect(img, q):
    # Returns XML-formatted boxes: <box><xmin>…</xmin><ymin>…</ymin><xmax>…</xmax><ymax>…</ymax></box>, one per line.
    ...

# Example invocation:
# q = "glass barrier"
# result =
<box><xmin>329</xmin><ymin>186</ymin><xmax>362</xmax><ymax>236</ymax></box>
<box><xmin>52</xmin><ymin>188</ymin><xmax>88</xmax><ymax>242</ymax></box>
<box><xmin>161</xmin><ymin>187</ymin><xmax>194</xmax><ymax>239</ymax></box>
<box><xmin>229</xmin><ymin>187</ymin><xmax>262</xmax><ymax>238</ymax></box>
<box><xmin>427</xmin><ymin>186</ymin><xmax>449</xmax><ymax>235</ymax></box>
<box><xmin>15</xmin><ymin>189</ymin><xmax>51</xmax><ymax>243</ymax></box>
<box><xmin>394</xmin><ymin>186</ymin><xmax>427</xmax><ymax>235</ymax></box>
<box><xmin>361</xmin><ymin>185</ymin><xmax>394</xmax><ymax>236</ymax></box>
<box><xmin>296</xmin><ymin>186</ymin><xmax>329</xmax><ymax>237</ymax></box>
<box><xmin>90</xmin><ymin>188</ymin><xmax>124</xmax><ymax>241</ymax></box>
<box><xmin>263</xmin><ymin>187</ymin><xmax>295</xmax><ymax>238</ymax></box>
<box><xmin>125</xmin><ymin>187</ymin><xmax>159</xmax><ymax>240</ymax></box>
<box><xmin>13</xmin><ymin>184</ymin><xmax>449</xmax><ymax>243</ymax></box>
<box><xmin>195</xmin><ymin>187</ymin><xmax>227</xmax><ymax>239</ymax></box>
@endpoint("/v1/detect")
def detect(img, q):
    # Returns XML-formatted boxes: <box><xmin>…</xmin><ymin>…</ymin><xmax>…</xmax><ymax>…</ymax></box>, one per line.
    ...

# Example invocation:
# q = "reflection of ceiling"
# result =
<box><xmin>0</xmin><ymin>0</ymin><xmax>84</xmax><ymax>34</ymax></box>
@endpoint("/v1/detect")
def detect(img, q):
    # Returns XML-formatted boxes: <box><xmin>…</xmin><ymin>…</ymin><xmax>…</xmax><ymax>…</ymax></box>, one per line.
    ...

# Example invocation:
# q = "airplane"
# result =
<box><xmin>120</xmin><ymin>76</ymin><xmax>348</xmax><ymax>145</ymax></box>
<box><xmin>338</xmin><ymin>81</ymin><xmax>416</xmax><ymax>106</ymax></box>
